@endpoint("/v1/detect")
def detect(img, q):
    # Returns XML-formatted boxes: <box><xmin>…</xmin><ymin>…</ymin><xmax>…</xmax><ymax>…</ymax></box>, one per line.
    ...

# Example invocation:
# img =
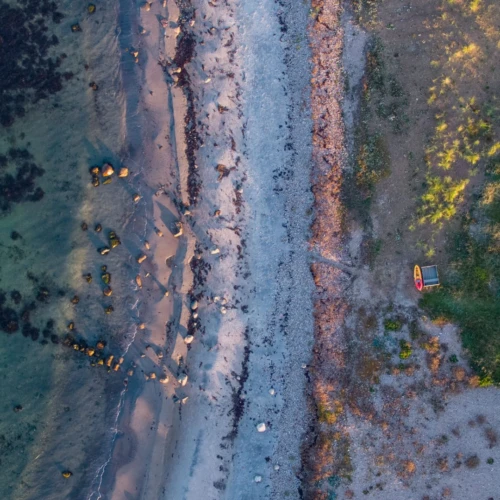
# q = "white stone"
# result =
<box><xmin>256</xmin><ymin>422</ymin><xmax>266</xmax><ymax>433</ymax></box>
<box><xmin>178</xmin><ymin>373</ymin><xmax>188</xmax><ymax>386</ymax></box>
<box><xmin>274</xmin><ymin>465</ymin><xmax>280</xmax><ymax>471</ymax></box>
<box><xmin>254</xmin><ymin>475</ymin><xmax>262</xmax><ymax>483</ymax></box>
<box><xmin>269</xmin><ymin>388</ymin><xmax>275</xmax><ymax>396</ymax></box>
<box><xmin>210</xmin><ymin>247</ymin><xmax>220</xmax><ymax>255</ymax></box>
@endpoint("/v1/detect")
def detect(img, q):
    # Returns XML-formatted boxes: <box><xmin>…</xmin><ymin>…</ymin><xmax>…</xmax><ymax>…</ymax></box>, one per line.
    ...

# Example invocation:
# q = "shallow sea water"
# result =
<box><xmin>0</xmin><ymin>0</ymin><xmax>143</xmax><ymax>497</ymax></box>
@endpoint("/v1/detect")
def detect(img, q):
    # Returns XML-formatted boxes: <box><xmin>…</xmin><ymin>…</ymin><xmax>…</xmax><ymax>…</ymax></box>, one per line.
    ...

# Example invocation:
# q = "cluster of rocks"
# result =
<box><xmin>61</xmin><ymin>335</ymin><xmax>123</xmax><ymax>372</ymax></box>
<box><xmin>89</xmin><ymin>162</ymin><xmax>129</xmax><ymax>187</ymax></box>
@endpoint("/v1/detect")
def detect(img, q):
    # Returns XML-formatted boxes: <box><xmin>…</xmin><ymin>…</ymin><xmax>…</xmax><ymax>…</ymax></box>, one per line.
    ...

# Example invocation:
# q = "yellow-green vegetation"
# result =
<box><xmin>421</xmin><ymin>158</ymin><xmax>500</xmax><ymax>383</ymax></box>
<box><xmin>418</xmin><ymin>0</ymin><xmax>500</xmax><ymax>228</ymax></box>
<box><xmin>399</xmin><ymin>340</ymin><xmax>412</xmax><ymax>359</ymax></box>
<box><xmin>317</xmin><ymin>401</ymin><xmax>344</xmax><ymax>425</ymax></box>
<box><xmin>384</xmin><ymin>318</ymin><xmax>402</xmax><ymax>331</ymax></box>
<box><xmin>417</xmin><ymin>175</ymin><xmax>469</xmax><ymax>226</ymax></box>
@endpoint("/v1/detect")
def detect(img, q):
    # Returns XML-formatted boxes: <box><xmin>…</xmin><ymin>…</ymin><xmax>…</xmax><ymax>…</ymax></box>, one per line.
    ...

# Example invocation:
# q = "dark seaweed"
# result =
<box><xmin>0</xmin><ymin>0</ymin><xmax>70</xmax><ymax>127</ymax></box>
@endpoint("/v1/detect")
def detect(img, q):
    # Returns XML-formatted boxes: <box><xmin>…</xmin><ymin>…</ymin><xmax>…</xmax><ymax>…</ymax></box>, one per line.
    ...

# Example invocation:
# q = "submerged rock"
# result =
<box><xmin>81</xmin><ymin>222</ymin><xmax>88</xmax><ymax>231</ymax></box>
<box><xmin>84</xmin><ymin>273</ymin><xmax>92</xmax><ymax>283</ymax></box>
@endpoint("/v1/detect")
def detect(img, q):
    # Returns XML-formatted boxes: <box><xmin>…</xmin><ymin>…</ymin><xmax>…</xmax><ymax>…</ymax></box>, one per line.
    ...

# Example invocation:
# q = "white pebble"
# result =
<box><xmin>269</xmin><ymin>388</ymin><xmax>275</xmax><ymax>396</ymax></box>
<box><xmin>256</xmin><ymin>422</ymin><xmax>266</xmax><ymax>433</ymax></box>
<box><xmin>274</xmin><ymin>465</ymin><xmax>280</xmax><ymax>471</ymax></box>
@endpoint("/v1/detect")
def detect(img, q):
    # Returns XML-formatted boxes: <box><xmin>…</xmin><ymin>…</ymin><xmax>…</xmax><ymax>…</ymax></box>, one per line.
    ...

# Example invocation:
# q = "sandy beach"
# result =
<box><xmin>93</xmin><ymin>0</ymin><xmax>316</xmax><ymax>498</ymax></box>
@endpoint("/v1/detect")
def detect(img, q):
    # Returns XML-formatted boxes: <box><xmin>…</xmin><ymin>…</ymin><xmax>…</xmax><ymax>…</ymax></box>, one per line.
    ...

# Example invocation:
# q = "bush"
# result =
<box><xmin>384</xmin><ymin>319</ymin><xmax>402</xmax><ymax>331</ymax></box>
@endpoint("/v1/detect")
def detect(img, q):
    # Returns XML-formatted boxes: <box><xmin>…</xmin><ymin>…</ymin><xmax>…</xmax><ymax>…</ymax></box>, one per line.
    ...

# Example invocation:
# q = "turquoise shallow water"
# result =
<box><xmin>0</xmin><ymin>0</ymin><xmax>144</xmax><ymax>497</ymax></box>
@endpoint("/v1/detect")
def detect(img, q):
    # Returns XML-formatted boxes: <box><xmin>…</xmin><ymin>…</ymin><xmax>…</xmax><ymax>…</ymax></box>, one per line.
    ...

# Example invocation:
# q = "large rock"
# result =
<box><xmin>102</xmin><ymin>163</ymin><xmax>114</xmax><ymax>177</ymax></box>
<box><xmin>256</xmin><ymin>422</ymin><xmax>266</xmax><ymax>433</ymax></box>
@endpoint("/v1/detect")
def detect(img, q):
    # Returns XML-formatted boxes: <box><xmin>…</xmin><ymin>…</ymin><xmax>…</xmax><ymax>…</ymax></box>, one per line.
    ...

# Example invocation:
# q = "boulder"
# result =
<box><xmin>254</xmin><ymin>476</ymin><xmax>262</xmax><ymax>483</ymax></box>
<box><xmin>173</xmin><ymin>222</ymin><xmax>183</xmax><ymax>238</ymax></box>
<box><xmin>159</xmin><ymin>374</ymin><xmax>169</xmax><ymax>384</ymax></box>
<box><xmin>62</xmin><ymin>471</ymin><xmax>73</xmax><ymax>478</ymax></box>
<box><xmin>137</xmin><ymin>254</ymin><xmax>147</xmax><ymax>264</ymax></box>
<box><xmin>101</xmin><ymin>273</ymin><xmax>111</xmax><ymax>285</ymax></box>
<box><xmin>178</xmin><ymin>373</ymin><xmax>188</xmax><ymax>386</ymax></box>
<box><xmin>256</xmin><ymin>422</ymin><xmax>266</xmax><ymax>433</ymax></box>
<box><xmin>184</xmin><ymin>335</ymin><xmax>194</xmax><ymax>344</ymax></box>
<box><xmin>118</xmin><ymin>167</ymin><xmax>129</xmax><ymax>178</ymax></box>
<box><xmin>102</xmin><ymin>163</ymin><xmax>114</xmax><ymax>177</ymax></box>
<box><xmin>191</xmin><ymin>300</ymin><xmax>198</xmax><ymax>311</ymax></box>
<box><xmin>103</xmin><ymin>287</ymin><xmax>112</xmax><ymax>297</ymax></box>
<box><xmin>135</xmin><ymin>275</ymin><xmax>143</xmax><ymax>288</ymax></box>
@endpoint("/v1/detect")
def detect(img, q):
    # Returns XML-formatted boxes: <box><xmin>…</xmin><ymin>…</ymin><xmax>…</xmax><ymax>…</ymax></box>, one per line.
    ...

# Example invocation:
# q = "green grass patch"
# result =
<box><xmin>420</xmin><ymin>176</ymin><xmax>500</xmax><ymax>382</ymax></box>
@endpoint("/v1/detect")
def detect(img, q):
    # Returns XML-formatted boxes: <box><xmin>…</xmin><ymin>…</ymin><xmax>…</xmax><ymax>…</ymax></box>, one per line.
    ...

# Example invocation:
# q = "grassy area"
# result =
<box><xmin>421</xmin><ymin>160</ymin><xmax>500</xmax><ymax>383</ymax></box>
